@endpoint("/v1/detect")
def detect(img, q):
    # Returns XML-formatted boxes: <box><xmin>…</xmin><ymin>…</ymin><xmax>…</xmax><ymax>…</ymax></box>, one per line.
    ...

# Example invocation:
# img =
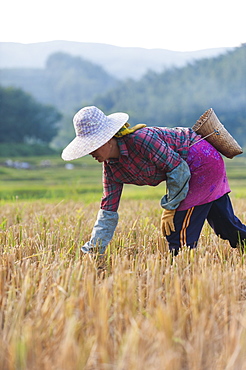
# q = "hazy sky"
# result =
<box><xmin>1</xmin><ymin>0</ymin><xmax>245</xmax><ymax>51</ymax></box>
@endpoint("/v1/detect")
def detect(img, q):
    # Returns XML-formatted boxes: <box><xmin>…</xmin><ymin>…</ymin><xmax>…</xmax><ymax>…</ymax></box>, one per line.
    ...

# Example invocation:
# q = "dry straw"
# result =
<box><xmin>192</xmin><ymin>108</ymin><xmax>243</xmax><ymax>158</ymax></box>
<box><xmin>0</xmin><ymin>200</ymin><xmax>246</xmax><ymax>369</ymax></box>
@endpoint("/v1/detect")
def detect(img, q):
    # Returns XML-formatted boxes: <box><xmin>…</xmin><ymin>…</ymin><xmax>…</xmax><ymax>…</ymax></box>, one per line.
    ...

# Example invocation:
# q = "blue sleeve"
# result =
<box><xmin>81</xmin><ymin>209</ymin><xmax>118</xmax><ymax>254</ymax></box>
<box><xmin>160</xmin><ymin>160</ymin><xmax>191</xmax><ymax>210</ymax></box>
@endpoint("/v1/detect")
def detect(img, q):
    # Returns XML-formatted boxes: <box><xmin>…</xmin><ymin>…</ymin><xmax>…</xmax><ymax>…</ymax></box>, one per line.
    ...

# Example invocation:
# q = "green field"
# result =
<box><xmin>0</xmin><ymin>154</ymin><xmax>246</xmax><ymax>203</ymax></box>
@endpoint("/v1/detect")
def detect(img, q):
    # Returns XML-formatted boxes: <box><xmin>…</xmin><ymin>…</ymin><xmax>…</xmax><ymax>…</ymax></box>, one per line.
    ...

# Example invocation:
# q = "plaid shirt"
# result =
<box><xmin>101</xmin><ymin>127</ymin><xmax>200</xmax><ymax>212</ymax></box>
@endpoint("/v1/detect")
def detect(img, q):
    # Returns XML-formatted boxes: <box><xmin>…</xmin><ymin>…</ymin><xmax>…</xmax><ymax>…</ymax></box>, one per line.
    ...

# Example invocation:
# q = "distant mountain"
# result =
<box><xmin>0</xmin><ymin>41</ymin><xmax>233</xmax><ymax>79</ymax></box>
<box><xmin>93</xmin><ymin>45</ymin><xmax>246</xmax><ymax>147</ymax></box>
<box><xmin>0</xmin><ymin>52</ymin><xmax>117</xmax><ymax>113</ymax></box>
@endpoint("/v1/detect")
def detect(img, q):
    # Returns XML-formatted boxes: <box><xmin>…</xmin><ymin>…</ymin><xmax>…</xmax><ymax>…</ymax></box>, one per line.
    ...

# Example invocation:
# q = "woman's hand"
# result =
<box><xmin>161</xmin><ymin>209</ymin><xmax>176</xmax><ymax>236</ymax></box>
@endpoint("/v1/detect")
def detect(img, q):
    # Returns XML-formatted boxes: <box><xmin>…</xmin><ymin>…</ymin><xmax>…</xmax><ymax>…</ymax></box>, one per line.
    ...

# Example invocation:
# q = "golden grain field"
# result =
<box><xmin>1</xmin><ymin>198</ymin><xmax>246</xmax><ymax>370</ymax></box>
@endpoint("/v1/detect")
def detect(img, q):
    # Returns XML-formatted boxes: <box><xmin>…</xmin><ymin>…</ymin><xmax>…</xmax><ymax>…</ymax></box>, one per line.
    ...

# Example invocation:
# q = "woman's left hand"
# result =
<box><xmin>161</xmin><ymin>209</ymin><xmax>176</xmax><ymax>236</ymax></box>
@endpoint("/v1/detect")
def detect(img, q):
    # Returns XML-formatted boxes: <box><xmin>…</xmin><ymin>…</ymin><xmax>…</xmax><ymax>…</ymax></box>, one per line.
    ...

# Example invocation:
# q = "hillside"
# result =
<box><xmin>0</xmin><ymin>41</ymin><xmax>232</xmax><ymax>79</ymax></box>
<box><xmin>94</xmin><ymin>45</ymin><xmax>246</xmax><ymax>147</ymax></box>
<box><xmin>0</xmin><ymin>52</ymin><xmax>117</xmax><ymax>113</ymax></box>
<box><xmin>0</xmin><ymin>44</ymin><xmax>245</xmax><ymax>150</ymax></box>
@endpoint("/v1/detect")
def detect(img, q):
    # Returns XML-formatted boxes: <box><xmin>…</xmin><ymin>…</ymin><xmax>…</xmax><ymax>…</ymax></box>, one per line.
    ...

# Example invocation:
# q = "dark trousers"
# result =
<box><xmin>166</xmin><ymin>194</ymin><xmax>246</xmax><ymax>254</ymax></box>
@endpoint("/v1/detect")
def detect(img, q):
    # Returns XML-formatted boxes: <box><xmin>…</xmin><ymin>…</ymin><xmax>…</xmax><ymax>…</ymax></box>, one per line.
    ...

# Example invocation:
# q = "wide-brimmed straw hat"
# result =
<box><xmin>61</xmin><ymin>106</ymin><xmax>129</xmax><ymax>161</ymax></box>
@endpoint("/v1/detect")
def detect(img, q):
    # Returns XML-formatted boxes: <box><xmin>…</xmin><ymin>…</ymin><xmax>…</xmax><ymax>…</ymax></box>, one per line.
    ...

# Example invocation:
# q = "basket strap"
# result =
<box><xmin>189</xmin><ymin>128</ymin><xmax>221</xmax><ymax>148</ymax></box>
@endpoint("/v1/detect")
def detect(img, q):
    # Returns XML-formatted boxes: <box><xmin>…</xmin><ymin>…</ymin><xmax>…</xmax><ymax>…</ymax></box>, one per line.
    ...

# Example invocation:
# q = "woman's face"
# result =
<box><xmin>89</xmin><ymin>141</ymin><xmax>112</xmax><ymax>163</ymax></box>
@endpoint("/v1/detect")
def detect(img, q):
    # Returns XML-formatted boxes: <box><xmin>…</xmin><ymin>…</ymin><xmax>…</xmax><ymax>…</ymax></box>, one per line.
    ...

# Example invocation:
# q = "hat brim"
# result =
<box><xmin>61</xmin><ymin>112</ymin><xmax>129</xmax><ymax>161</ymax></box>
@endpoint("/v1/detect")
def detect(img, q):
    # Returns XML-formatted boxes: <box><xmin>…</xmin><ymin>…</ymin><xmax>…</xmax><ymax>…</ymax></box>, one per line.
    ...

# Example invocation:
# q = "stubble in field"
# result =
<box><xmin>0</xmin><ymin>199</ymin><xmax>246</xmax><ymax>369</ymax></box>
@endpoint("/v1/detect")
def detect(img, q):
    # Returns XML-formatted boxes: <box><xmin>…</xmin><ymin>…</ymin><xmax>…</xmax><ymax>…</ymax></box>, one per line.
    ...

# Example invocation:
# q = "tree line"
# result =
<box><xmin>0</xmin><ymin>86</ymin><xmax>61</xmax><ymax>155</ymax></box>
<box><xmin>94</xmin><ymin>44</ymin><xmax>246</xmax><ymax>147</ymax></box>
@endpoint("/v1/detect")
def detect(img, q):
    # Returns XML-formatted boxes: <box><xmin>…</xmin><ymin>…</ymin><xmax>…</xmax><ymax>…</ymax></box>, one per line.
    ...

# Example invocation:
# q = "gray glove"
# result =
<box><xmin>81</xmin><ymin>209</ymin><xmax>118</xmax><ymax>254</ymax></box>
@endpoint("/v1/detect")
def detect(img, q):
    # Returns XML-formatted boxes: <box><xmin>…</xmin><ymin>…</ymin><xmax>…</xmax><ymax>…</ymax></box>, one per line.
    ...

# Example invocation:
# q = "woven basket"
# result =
<box><xmin>192</xmin><ymin>108</ymin><xmax>243</xmax><ymax>158</ymax></box>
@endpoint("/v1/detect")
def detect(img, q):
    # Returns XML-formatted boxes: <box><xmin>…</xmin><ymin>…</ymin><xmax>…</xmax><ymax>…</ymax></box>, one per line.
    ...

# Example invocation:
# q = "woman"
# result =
<box><xmin>62</xmin><ymin>106</ymin><xmax>246</xmax><ymax>255</ymax></box>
